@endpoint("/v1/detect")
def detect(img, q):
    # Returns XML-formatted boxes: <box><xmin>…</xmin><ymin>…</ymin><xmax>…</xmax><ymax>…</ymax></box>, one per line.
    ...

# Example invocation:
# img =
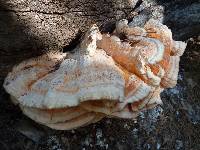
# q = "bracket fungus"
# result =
<box><xmin>3</xmin><ymin>19</ymin><xmax>186</xmax><ymax>130</ymax></box>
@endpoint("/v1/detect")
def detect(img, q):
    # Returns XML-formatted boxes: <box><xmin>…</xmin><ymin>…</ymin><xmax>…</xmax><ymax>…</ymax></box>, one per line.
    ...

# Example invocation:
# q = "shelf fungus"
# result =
<box><xmin>3</xmin><ymin>19</ymin><xmax>186</xmax><ymax>130</ymax></box>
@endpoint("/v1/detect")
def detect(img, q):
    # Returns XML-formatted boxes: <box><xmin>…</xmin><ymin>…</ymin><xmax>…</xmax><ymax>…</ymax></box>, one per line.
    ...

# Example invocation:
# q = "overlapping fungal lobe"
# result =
<box><xmin>3</xmin><ymin>19</ymin><xmax>186</xmax><ymax>130</ymax></box>
<box><xmin>4</xmin><ymin>25</ymin><xmax>125</xmax><ymax>130</ymax></box>
<box><xmin>97</xmin><ymin>19</ymin><xmax>187</xmax><ymax>88</ymax></box>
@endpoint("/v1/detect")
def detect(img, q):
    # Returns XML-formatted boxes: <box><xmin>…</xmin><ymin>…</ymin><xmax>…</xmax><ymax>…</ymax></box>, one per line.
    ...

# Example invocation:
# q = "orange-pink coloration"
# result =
<box><xmin>3</xmin><ymin>19</ymin><xmax>186</xmax><ymax>130</ymax></box>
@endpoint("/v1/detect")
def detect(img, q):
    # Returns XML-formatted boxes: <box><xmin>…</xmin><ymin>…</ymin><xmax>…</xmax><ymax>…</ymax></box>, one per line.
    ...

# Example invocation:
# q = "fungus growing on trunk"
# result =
<box><xmin>3</xmin><ymin>19</ymin><xmax>186</xmax><ymax>130</ymax></box>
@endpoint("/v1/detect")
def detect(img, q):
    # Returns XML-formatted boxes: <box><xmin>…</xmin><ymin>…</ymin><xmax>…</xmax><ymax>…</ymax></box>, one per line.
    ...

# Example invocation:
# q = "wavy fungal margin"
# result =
<box><xmin>4</xmin><ymin>19</ymin><xmax>186</xmax><ymax>130</ymax></box>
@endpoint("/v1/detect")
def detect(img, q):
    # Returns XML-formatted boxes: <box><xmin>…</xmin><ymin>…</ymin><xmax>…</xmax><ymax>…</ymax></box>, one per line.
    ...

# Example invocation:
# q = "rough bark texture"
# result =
<box><xmin>0</xmin><ymin>0</ymin><xmax>200</xmax><ymax>80</ymax></box>
<box><xmin>0</xmin><ymin>1</ymin><xmax>200</xmax><ymax>150</ymax></box>
<box><xmin>0</xmin><ymin>0</ymin><xmax>135</xmax><ymax>79</ymax></box>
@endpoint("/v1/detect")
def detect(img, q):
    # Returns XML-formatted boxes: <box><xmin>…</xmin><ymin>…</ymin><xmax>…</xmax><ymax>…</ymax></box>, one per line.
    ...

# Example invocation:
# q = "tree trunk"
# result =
<box><xmin>0</xmin><ymin>0</ymin><xmax>200</xmax><ymax>81</ymax></box>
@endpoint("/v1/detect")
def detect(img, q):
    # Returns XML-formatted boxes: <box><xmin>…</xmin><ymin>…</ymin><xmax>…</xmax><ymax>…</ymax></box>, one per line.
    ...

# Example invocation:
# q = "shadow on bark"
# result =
<box><xmin>0</xmin><ymin>2</ymin><xmax>47</xmax><ymax>80</ymax></box>
<box><xmin>0</xmin><ymin>1</ymin><xmax>200</xmax><ymax>150</ymax></box>
<box><xmin>0</xmin><ymin>0</ymin><xmax>200</xmax><ymax>81</ymax></box>
<box><xmin>0</xmin><ymin>0</ymin><xmax>133</xmax><ymax>80</ymax></box>
<box><xmin>156</xmin><ymin>0</ymin><xmax>200</xmax><ymax>40</ymax></box>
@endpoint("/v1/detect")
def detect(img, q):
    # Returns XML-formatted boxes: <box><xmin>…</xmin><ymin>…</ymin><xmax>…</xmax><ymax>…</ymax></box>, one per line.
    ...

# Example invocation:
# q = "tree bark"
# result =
<box><xmin>0</xmin><ymin>0</ymin><xmax>200</xmax><ymax>80</ymax></box>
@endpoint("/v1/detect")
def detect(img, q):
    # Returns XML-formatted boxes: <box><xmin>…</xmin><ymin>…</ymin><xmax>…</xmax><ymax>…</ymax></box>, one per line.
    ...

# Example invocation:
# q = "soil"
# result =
<box><xmin>0</xmin><ymin>37</ymin><xmax>199</xmax><ymax>150</ymax></box>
